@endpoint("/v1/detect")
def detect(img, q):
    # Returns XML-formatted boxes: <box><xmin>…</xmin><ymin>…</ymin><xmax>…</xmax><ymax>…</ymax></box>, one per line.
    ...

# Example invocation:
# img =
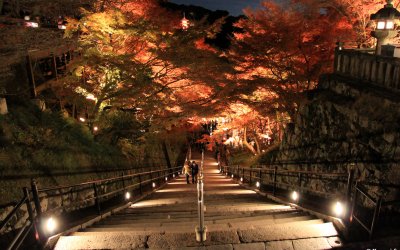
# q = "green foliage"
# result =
<box><xmin>0</xmin><ymin>102</ymin><xmax>128</xmax><ymax>170</ymax></box>
<box><xmin>258</xmin><ymin>147</ymin><xmax>280</xmax><ymax>165</ymax></box>
<box><xmin>96</xmin><ymin>110</ymin><xmax>149</xmax><ymax>145</ymax></box>
<box><xmin>229</xmin><ymin>150</ymin><xmax>257</xmax><ymax>167</ymax></box>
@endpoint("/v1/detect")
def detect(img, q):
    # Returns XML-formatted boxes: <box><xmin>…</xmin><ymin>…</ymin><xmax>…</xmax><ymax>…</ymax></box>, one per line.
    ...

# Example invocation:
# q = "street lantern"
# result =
<box><xmin>370</xmin><ymin>0</ymin><xmax>400</xmax><ymax>55</ymax></box>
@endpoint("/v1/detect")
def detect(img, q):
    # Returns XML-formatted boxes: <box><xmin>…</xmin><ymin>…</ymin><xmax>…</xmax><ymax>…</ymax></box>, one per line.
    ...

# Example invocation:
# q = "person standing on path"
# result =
<box><xmin>182</xmin><ymin>162</ymin><xmax>191</xmax><ymax>184</ymax></box>
<box><xmin>191</xmin><ymin>161</ymin><xmax>199</xmax><ymax>184</ymax></box>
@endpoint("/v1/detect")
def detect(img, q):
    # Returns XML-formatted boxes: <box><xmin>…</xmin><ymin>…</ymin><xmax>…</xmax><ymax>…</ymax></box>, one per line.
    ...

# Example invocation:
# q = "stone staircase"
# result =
<box><xmin>54</xmin><ymin>153</ymin><xmax>343</xmax><ymax>249</ymax></box>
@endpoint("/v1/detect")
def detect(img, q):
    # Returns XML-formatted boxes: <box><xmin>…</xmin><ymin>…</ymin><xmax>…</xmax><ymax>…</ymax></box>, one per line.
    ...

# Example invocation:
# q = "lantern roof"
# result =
<box><xmin>371</xmin><ymin>0</ymin><xmax>400</xmax><ymax>20</ymax></box>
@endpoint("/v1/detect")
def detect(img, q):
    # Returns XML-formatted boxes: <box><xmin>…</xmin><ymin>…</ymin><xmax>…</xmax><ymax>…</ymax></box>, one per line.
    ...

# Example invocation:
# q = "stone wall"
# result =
<box><xmin>271</xmin><ymin>73</ymin><xmax>400</xmax><ymax>203</ymax></box>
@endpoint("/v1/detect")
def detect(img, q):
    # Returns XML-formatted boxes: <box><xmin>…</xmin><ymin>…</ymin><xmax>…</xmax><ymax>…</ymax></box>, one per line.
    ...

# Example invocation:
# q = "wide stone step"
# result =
<box><xmin>56</xmin><ymin>222</ymin><xmax>337</xmax><ymax>249</ymax></box>
<box><xmin>88</xmin><ymin>214</ymin><xmax>320</xmax><ymax>234</ymax></box>
<box><xmin>83</xmin><ymin>222</ymin><xmax>231</xmax><ymax>233</ymax></box>
<box><xmin>99</xmin><ymin>210</ymin><xmax>307</xmax><ymax>226</ymax></box>
<box><xmin>110</xmin><ymin>206</ymin><xmax>296</xmax><ymax>222</ymax></box>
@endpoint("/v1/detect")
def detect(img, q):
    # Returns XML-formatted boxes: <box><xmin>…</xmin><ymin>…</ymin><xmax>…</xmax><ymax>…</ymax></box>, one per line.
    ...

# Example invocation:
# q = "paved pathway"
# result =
<box><xmin>54</xmin><ymin>151</ymin><xmax>342</xmax><ymax>249</ymax></box>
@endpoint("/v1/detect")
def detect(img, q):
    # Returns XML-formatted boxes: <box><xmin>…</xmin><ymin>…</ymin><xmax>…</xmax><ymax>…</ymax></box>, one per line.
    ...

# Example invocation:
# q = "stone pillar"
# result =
<box><xmin>0</xmin><ymin>98</ymin><xmax>8</xmax><ymax>115</ymax></box>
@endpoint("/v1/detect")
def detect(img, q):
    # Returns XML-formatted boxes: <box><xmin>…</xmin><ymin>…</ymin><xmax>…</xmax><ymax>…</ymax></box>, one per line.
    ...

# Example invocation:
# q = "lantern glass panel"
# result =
<box><xmin>377</xmin><ymin>21</ymin><xmax>386</xmax><ymax>29</ymax></box>
<box><xmin>386</xmin><ymin>20</ymin><xmax>394</xmax><ymax>29</ymax></box>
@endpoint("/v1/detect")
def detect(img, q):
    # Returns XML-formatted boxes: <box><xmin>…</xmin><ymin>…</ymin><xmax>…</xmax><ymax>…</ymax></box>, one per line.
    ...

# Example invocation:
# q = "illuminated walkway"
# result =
<box><xmin>54</xmin><ymin>152</ymin><xmax>342</xmax><ymax>249</ymax></box>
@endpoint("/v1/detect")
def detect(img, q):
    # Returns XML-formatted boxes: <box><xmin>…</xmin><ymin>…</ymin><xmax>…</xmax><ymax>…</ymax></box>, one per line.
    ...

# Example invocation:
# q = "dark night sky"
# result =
<box><xmin>170</xmin><ymin>0</ymin><xmax>263</xmax><ymax>16</ymax></box>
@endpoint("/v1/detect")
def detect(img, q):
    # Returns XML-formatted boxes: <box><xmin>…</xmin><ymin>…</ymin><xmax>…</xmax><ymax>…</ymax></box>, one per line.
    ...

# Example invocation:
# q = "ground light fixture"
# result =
<box><xmin>256</xmin><ymin>181</ymin><xmax>260</xmax><ymax>188</ymax></box>
<box><xmin>231</xmin><ymin>174</ymin><xmax>234</xmax><ymax>178</ymax></box>
<box><xmin>125</xmin><ymin>191</ymin><xmax>131</xmax><ymax>200</ymax></box>
<box><xmin>79</xmin><ymin>117</ymin><xmax>86</xmax><ymax>122</ymax></box>
<box><xmin>44</xmin><ymin>217</ymin><xmax>57</xmax><ymax>235</ymax></box>
<box><xmin>291</xmin><ymin>191</ymin><xmax>299</xmax><ymax>202</ymax></box>
<box><xmin>333</xmin><ymin>201</ymin><xmax>345</xmax><ymax>218</ymax></box>
<box><xmin>93</xmin><ymin>126</ymin><xmax>99</xmax><ymax>132</ymax></box>
<box><xmin>152</xmin><ymin>182</ymin><xmax>156</xmax><ymax>188</ymax></box>
<box><xmin>165</xmin><ymin>177</ymin><xmax>168</xmax><ymax>181</ymax></box>
<box><xmin>173</xmin><ymin>174</ymin><xmax>176</xmax><ymax>178</ymax></box>
<box><xmin>240</xmin><ymin>177</ymin><xmax>243</xmax><ymax>182</ymax></box>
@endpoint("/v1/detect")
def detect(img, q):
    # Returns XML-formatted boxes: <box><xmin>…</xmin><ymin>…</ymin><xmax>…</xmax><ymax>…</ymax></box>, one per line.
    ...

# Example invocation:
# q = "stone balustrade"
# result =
<box><xmin>334</xmin><ymin>48</ymin><xmax>400</xmax><ymax>91</ymax></box>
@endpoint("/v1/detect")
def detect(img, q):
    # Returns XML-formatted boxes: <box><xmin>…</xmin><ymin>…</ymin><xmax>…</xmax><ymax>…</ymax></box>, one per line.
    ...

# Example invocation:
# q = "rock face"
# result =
<box><xmin>273</xmin><ymin>74</ymin><xmax>400</xmax><ymax>203</ymax></box>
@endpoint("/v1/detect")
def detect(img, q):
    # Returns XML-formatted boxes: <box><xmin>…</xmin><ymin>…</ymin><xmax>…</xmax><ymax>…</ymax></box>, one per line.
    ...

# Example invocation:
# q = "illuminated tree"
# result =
<box><xmin>227</xmin><ymin>0</ymin><xmax>354</xmax><ymax>120</ymax></box>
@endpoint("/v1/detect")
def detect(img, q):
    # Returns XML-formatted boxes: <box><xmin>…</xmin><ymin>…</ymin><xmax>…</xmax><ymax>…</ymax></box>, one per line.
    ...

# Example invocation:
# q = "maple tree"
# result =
<box><xmin>58</xmin><ymin>0</ymin><xmax>232</xmax><ymax>147</ymax></box>
<box><xmin>226</xmin><ymin>0</ymin><xmax>355</xmax><ymax>120</ymax></box>
<box><xmin>301</xmin><ymin>0</ymin><xmax>400</xmax><ymax>48</ymax></box>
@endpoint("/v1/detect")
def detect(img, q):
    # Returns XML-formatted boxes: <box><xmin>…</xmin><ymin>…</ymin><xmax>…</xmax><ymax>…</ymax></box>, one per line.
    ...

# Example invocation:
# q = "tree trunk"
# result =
<box><xmin>0</xmin><ymin>1</ymin><xmax>4</xmax><ymax>15</ymax></box>
<box><xmin>11</xmin><ymin>0</ymin><xmax>20</xmax><ymax>17</ymax></box>
<box><xmin>243</xmin><ymin>127</ymin><xmax>257</xmax><ymax>155</ymax></box>
<box><xmin>162</xmin><ymin>140</ymin><xmax>173</xmax><ymax>175</ymax></box>
<box><xmin>254</xmin><ymin>136</ymin><xmax>261</xmax><ymax>154</ymax></box>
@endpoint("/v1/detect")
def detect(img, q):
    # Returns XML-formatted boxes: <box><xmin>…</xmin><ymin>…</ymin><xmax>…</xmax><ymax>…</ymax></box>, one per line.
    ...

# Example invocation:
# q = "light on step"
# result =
<box><xmin>240</xmin><ymin>177</ymin><xmax>243</xmax><ymax>182</ymax></box>
<box><xmin>256</xmin><ymin>181</ymin><xmax>260</xmax><ymax>188</ymax></box>
<box><xmin>165</xmin><ymin>177</ymin><xmax>168</xmax><ymax>181</ymax></box>
<box><xmin>125</xmin><ymin>192</ymin><xmax>131</xmax><ymax>200</ymax></box>
<box><xmin>44</xmin><ymin>217</ymin><xmax>57</xmax><ymax>235</ymax></box>
<box><xmin>152</xmin><ymin>182</ymin><xmax>156</xmax><ymax>188</ymax></box>
<box><xmin>231</xmin><ymin>174</ymin><xmax>234</xmax><ymax>178</ymax></box>
<box><xmin>333</xmin><ymin>201</ymin><xmax>345</xmax><ymax>217</ymax></box>
<box><xmin>291</xmin><ymin>191</ymin><xmax>299</xmax><ymax>201</ymax></box>
<box><xmin>173</xmin><ymin>174</ymin><xmax>176</xmax><ymax>178</ymax></box>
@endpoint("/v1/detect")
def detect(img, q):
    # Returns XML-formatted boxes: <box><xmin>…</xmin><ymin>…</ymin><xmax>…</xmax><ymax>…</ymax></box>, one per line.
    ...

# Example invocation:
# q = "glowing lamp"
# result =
<box><xmin>125</xmin><ymin>192</ymin><xmax>131</xmax><ymax>200</ymax></box>
<box><xmin>58</xmin><ymin>25</ymin><xmax>66</xmax><ymax>30</ymax></box>
<box><xmin>370</xmin><ymin>0</ymin><xmax>400</xmax><ymax>55</ymax></box>
<box><xmin>240</xmin><ymin>177</ymin><xmax>243</xmax><ymax>182</ymax></box>
<box><xmin>44</xmin><ymin>217</ymin><xmax>57</xmax><ymax>235</ymax></box>
<box><xmin>93</xmin><ymin>126</ymin><xmax>99</xmax><ymax>132</ymax></box>
<box><xmin>256</xmin><ymin>181</ymin><xmax>260</xmax><ymax>188</ymax></box>
<box><xmin>231</xmin><ymin>174</ymin><xmax>234</xmax><ymax>178</ymax></box>
<box><xmin>333</xmin><ymin>201</ymin><xmax>345</xmax><ymax>217</ymax></box>
<box><xmin>25</xmin><ymin>22</ymin><xmax>39</xmax><ymax>28</ymax></box>
<box><xmin>165</xmin><ymin>177</ymin><xmax>168</xmax><ymax>181</ymax></box>
<box><xmin>86</xmin><ymin>94</ymin><xmax>96</xmax><ymax>101</ymax></box>
<box><xmin>173</xmin><ymin>174</ymin><xmax>176</xmax><ymax>178</ymax></box>
<box><xmin>152</xmin><ymin>182</ymin><xmax>156</xmax><ymax>188</ymax></box>
<box><xmin>291</xmin><ymin>191</ymin><xmax>299</xmax><ymax>201</ymax></box>
<box><xmin>181</xmin><ymin>14</ymin><xmax>189</xmax><ymax>30</ymax></box>
<box><xmin>79</xmin><ymin>117</ymin><xmax>86</xmax><ymax>122</ymax></box>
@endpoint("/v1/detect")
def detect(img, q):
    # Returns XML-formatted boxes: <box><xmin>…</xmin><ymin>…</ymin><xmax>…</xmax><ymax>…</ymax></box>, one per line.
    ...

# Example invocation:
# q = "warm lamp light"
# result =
<box><xmin>291</xmin><ymin>191</ymin><xmax>299</xmax><ymax>201</ymax></box>
<box><xmin>333</xmin><ymin>201</ymin><xmax>345</xmax><ymax>217</ymax></box>
<box><xmin>125</xmin><ymin>192</ymin><xmax>131</xmax><ymax>200</ymax></box>
<box><xmin>44</xmin><ymin>217</ymin><xmax>57</xmax><ymax>235</ymax></box>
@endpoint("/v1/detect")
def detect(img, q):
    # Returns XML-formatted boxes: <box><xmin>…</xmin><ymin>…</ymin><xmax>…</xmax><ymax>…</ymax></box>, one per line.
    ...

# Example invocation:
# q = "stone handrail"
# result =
<box><xmin>334</xmin><ymin>48</ymin><xmax>400</xmax><ymax>91</ymax></box>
